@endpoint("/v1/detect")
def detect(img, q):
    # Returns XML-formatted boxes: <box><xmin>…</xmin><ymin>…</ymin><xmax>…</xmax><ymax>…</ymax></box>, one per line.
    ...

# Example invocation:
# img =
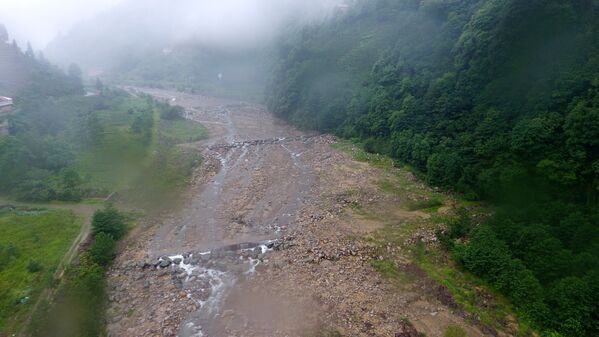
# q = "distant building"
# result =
<box><xmin>0</xmin><ymin>96</ymin><xmax>12</xmax><ymax>135</ymax></box>
<box><xmin>335</xmin><ymin>1</ymin><xmax>352</xmax><ymax>13</ymax></box>
<box><xmin>0</xmin><ymin>96</ymin><xmax>13</xmax><ymax>113</ymax></box>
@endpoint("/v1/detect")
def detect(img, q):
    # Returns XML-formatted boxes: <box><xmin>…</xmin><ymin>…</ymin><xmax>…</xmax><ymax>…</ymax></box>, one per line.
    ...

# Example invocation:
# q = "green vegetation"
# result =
<box><xmin>1</xmin><ymin>83</ymin><xmax>201</xmax><ymax>208</ymax></box>
<box><xmin>269</xmin><ymin>1</ymin><xmax>599</xmax><ymax>335</ymax></box>
<box><xmin>28</xmin><ymin>207</ymin><xmax>130</xmax><ymax>337</ymax></box>
<box><xmin>0</xmin><ymin>26</ymin><xmax>203</xmax><ymax>336</ymax></box>
<box><xmin>370</xmin><ymin>259</ymin><xmax>400</xmax><ymax>279</ymax></box>
<box><xmin>0</xmin><ymin>27</ymin><xmax>203</xmax><ymax>207</ymax></box>
<box><xmin>0</xmin><ymin>207</ymin><xmax>81</xmax><ymax>332</ymax></box>
<box><xmin>160</xmin><ymin>118</ymin><xmax>208</xmax><ymax>143</ymax></box>
<box><xmin>91</xmin><ymin>207</ymin><xmax>126</xmax><ymax>240</ymax></box>
<box><xmin>444</xmin><ymin>325</ymin><xmax>466</xmax><ymax>337</ymax></box>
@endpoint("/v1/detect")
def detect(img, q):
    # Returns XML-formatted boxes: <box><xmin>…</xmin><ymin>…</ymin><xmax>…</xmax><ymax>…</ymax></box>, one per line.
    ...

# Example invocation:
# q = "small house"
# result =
<box><xmin>0</xmin><ymin>96</ymin><xmax>13</xmax><ymax>113</ymax></box>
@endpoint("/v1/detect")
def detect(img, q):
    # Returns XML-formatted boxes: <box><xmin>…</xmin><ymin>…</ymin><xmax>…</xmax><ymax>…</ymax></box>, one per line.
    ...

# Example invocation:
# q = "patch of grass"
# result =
<box><xmin>377</xmin><ymin>180</ymin><xmax>404</xmax><ymax>195</ymax></box>
<box><xmin>160</xmin><ymin>118</ymin><xmax>208</xmax><ymax>143</ymax></box>
<box><xmin>331</xmin><ymin>140</ymin><xmax>396</xmax><ymax>168</ymax></box>
<box><xmin>0</xmin><ymin>208</ymin><xmax>82</xmax><ymax>333</ymax></box>
<box><xmin>406</xmin><ymin>197</ymin><xmax>444</xmax><ymax>211</ymax></box>
<box><xmin>370</xmin><ymin>259</ymin><xmax>399</xmax><ymax>279</ymax></box>
<box><xmin>416</xmin><ymin>248</ymin><xmax>536</xmax><ymax>335</ymax></box>
<box><xmin>444</xmin><ymin>325</ymin><xmax>466</xmax><ymax>337</ymax></box>
<box><xmin>74</xmin><ymin>98</ymin><xmax>202</xmax><ymax>209</ymax></box>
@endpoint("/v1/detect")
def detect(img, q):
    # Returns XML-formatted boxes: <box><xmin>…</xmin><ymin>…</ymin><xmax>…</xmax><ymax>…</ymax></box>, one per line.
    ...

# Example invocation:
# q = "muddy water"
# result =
<box><xmin>128</xmin><ymin>88</ymin><xmax>315</xmax><ymax>336</ymax></box>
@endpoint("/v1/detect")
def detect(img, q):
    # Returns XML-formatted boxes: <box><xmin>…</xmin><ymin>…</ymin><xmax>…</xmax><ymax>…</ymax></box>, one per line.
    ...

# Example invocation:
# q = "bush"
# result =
<box><xmin>88</xmin><ymin>232</ymin><xmax>115</xmax><ymax>266</ymax></box>
<box><xmin>461</xmin><ymin>226</ymin><xmax>512</xmax><ymax>281</ymax></box>
<box><xmin>91</xmin><ymin>207</ymin><xmax>126</xmax><ymax>239</ymax></box>
<box><xmin>27</xmin><ymin>260</ymin><xmax>43</xmax><ymax>273</ymax></box>
<box><xmin>159</xmin><ymin>103</ymin><xmax>184</xmax><ymax>120</ymax></box>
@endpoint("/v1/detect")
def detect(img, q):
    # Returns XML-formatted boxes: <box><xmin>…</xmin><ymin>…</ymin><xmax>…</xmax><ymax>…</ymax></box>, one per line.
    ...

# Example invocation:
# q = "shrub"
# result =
<box><xmin>447</xmin><ymin>209</ymin><xmax>473</xmax><ymax>239</ymax></box>
<box><xmin>461</xmin><ymin>226</ymin><xmax>512</xmax><ymax>282</ymax></box>
<box><xmin>91</xmin><ymin>207</ymin><xmax>126</xmax><ymax>239</ymax></box>
<box><xmin>89</xmin><ymin>232</ymin><xmax>116</xmax><ymax>266</ymax></box>
<box><xmin>27</xmin><ymin>260</ymin><xmax>43</xmax><ymax>273</ymax></box>
<box><xmin>159</xmin><ymin>103</ymin><xmax>184</xmax><ymax>120</ymax></box>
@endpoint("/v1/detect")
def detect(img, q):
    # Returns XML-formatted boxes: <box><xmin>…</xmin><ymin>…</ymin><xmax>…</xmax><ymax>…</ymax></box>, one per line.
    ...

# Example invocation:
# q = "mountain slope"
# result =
<box><xmin>267</xmin><ymin>1</ymin><xmax>599</xmax><ymax>336</ymax></box>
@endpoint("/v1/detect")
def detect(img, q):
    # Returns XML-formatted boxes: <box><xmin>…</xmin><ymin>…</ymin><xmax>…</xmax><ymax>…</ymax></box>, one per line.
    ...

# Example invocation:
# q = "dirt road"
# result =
<box><xmin>107</xmin><ymin>89</ymin><xmax>496</xmax><ymax>337</ymax></box>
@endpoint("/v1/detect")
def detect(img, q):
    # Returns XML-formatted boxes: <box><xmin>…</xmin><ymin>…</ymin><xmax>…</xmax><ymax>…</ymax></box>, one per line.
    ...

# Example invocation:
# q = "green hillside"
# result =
<box><xmin>267</xmin><ymin>1</ymin><xmax>599</xmax><ymax>336</ymax></box>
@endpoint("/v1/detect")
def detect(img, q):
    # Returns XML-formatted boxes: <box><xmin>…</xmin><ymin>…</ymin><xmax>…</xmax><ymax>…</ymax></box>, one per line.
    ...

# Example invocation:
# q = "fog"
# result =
<box><xmin>0</xmin><ymin>0</ymin><xmax>123</xmax><ymax>48</ymax></box>
<box><xmin>0</xmin><ymin>0</ymin><xmax>331</xmax><ymax>71</ymax></box>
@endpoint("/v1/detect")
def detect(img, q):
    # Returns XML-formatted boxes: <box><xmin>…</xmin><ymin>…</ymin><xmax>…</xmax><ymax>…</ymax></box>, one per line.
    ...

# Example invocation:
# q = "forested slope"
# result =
<box><xmin>267</xmin><ymin>1</ymin><xmax>599</xmax><ymax>336</ymax></box>
<box><xmin>0</xmin><ymin>25</ymin><xmax>201</xmax><ymax>206</ymax></box>
<box><xmin>0</xmin><ymin>24</ymin><xmax>81</xmax><ymax>98</ymax></box>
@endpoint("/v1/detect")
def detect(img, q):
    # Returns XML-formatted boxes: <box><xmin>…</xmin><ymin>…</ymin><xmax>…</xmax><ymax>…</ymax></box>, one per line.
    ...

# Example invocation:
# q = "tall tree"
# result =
<box><xmin>0</xmin><ymin>24</ymin><xmax>8</xmax><ymax>43</ymax></box>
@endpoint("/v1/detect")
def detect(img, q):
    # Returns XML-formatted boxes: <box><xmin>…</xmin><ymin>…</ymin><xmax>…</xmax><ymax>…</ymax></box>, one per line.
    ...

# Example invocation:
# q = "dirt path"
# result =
<box><xmin>0</xmin><ymin>199</ymin><xmax>100</xmax><ymax>337</ymax></box>
<box><xmin>106</xmin><ymin>89</ymin><xmax>497</xmax><ymax>337</ymax></box>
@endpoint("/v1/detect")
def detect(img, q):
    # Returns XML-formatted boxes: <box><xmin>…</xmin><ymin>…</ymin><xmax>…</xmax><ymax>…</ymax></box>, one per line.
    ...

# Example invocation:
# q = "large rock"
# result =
<box><xmin>159</xmin><ymin>257</ymin><xmax>172</xmax><ymax>268</ymax></box>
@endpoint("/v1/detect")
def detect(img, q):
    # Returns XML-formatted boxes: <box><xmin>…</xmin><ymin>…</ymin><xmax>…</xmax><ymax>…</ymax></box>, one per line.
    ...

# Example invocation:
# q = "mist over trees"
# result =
<box><xmin>0</xmin><ymin>25</ymin><xmax>80</xmax><ymax>97</ymax></box>
<box><xmin>43</xmin><ymin>0</ymin><xmax>340</xmax><ymax>97</ymax></box>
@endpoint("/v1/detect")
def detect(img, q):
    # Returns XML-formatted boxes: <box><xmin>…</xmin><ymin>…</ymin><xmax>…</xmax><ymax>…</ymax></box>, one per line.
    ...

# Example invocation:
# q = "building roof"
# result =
<box><xmin>0</xmin><ymin>96</ymin><xmax>13</xmax><ymax>107</ymax></box>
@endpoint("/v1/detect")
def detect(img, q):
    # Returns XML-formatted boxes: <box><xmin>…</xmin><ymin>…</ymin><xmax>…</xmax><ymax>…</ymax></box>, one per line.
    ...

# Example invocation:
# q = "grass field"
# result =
<box><xmin>160</xmin><ymin>118</ymin><xmax>208</xmax><ymax>143</ymax></box>
<box><xmin>72</xmin><ymin>96</ymin><xmax>203</xmax><ymax>208</ymax></box>
<box><xmin>73</xmin><ymin>97</ymin><xmax>153</xmax><ymax>193</ymax></box>
<box><xmin>0</xmin><ymin>207</ymin><xmax>82</xmax><ymax>333</ymax></box>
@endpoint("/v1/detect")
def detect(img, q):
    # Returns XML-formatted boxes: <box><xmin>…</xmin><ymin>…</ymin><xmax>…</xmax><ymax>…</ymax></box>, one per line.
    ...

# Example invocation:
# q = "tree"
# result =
<box><xmin>67</xmin><ymin>63</ymin><xmax>84</xmax><ymax>92</ymax></box>
<box><xmin>461</xmin><ymin>225</ymin><xmax>512</xmax><ymax>282</ymax></box>
<box><xmin>68</xmin><ymin>63</ymin><xmax>82</xmax><ymax>80</ymax></box>
<box><xmin>86</xmin><ymin>113</ymin><xmax>104</xmax><ymax>146</ymax></box>
<box><xmin>0</xmin><ymin>23</ymin><xmax>8</xmax><ymax>43</ymax></box>
<box><xmin>25</xmin><ymin>42</ymin><xmax>34</xmax><ymax>58</ymax></box>
<box><xmin>547</xmin><ymin>277</ymin><xmax>593</xmax><ymax>336</ymax></box>
<box><xmin>89</xmin><ymin>232</ymin><xmax>115</xmax><ymax>266</ymax></box>
<box><xmin>95</xmin><ymin>78</ymin><xmax>103</xmax><ymax>92</ymax></box>
<box><xmin>91</xmin><ymin>207</ymin><xmax>126</xmax><ymax>240</ymax></box>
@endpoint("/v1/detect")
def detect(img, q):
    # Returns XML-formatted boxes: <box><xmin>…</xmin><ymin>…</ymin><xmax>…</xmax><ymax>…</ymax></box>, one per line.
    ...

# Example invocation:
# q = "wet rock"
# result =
<box><xmin>173</xmin><ymin>278</ymin><xmax>183</xmax><ymax>289</ymax></box>
<box><xmin>159</xmin><ymin>257</ymin><xmax>172</xmax><ymax>268</ymax></box>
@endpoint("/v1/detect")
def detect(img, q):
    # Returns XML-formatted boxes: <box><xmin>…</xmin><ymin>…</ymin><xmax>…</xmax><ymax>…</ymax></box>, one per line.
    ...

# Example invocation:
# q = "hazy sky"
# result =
<box><xmin>0</xmin><ymin>0</ymin><xmax>122</xmax><ymax>49</ymax></box>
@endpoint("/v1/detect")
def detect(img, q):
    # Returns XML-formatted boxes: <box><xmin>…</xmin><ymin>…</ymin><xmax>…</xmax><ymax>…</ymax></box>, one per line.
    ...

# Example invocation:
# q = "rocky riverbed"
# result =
<box><xmin>107</xmin><ymin>88</ymin><xmax>496</xmax><ymax>337</ymax></box>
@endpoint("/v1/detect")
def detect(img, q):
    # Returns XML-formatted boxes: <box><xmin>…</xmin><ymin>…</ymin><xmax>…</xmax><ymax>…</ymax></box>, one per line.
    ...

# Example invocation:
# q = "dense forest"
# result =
<box><xmin>267</xmin><ymin>1</ymin><xmax>599</xmax><ymax>336</ymax></box>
